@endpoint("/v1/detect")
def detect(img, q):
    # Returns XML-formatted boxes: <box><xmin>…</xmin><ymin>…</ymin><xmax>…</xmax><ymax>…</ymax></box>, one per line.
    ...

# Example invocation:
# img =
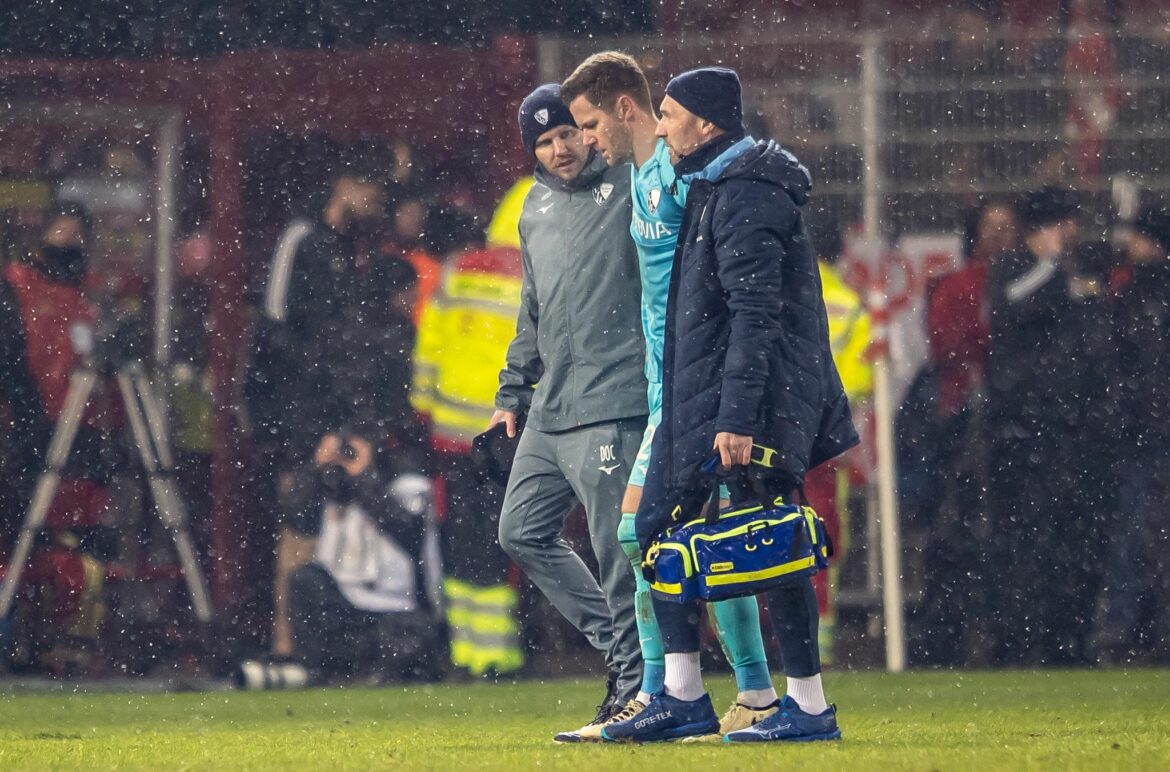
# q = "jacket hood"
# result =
<box><xmin>719</xmin><ymin>140</ymin><xmax>812</xmax><ymax>207</ymax></box>
<box><xmin>533</xmin><ymin>149</ymin><xmax>607</xmax><ymax>193</ymax></box>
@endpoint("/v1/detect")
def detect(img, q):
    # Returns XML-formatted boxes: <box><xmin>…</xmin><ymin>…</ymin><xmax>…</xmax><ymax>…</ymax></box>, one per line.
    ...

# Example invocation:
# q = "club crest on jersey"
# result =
<box><xmin>648</xmin><ymin>188</ymin><xmax>661</xmax><ymax>213</ymax></box>
<box><xmin>594</xmin><ymin>182</ymin><xmax>614</xmax><ymax>205</ymax></box>
<box><xmin>534</xmin><ymin>108</ymin><xmax>549</xmax><ymax>126</ymax></box>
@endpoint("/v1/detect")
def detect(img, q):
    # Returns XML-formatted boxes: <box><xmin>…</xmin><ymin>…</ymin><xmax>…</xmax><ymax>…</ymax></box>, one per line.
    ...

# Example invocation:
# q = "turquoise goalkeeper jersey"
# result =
<box><xmin>630</xmin><ymin>138</ymin><xmax>689</xmax><ymax>386</ymax></box>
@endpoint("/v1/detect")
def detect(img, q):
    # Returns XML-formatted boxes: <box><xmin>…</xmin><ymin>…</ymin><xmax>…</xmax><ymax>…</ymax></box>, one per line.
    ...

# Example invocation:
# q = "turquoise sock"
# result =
<box><xmin>618</xmin><ymin>512</ymin><xmax>665</xmax><ymax>696</ymax></box>
<box><xmin>710</xmin><ymin>596</ymin><xmax>774</xmax><ymax>692</ymax></box>
<box><xmin>733</xmin><ymin>660</ymin><xmax>772</xmax><ymax>693</ymax></box>
<box><xmin>641</xmin><ymin>662</ymin><xmax>665</xmax><ymax>698</ymax></box>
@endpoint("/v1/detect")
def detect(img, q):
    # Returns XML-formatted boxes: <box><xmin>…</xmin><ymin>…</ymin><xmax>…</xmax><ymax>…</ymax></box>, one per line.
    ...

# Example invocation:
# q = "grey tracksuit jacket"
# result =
<box><xmin>495</xmin><ymin>153</ymin><xmax>648</xmax><ymax>431</ymax></box>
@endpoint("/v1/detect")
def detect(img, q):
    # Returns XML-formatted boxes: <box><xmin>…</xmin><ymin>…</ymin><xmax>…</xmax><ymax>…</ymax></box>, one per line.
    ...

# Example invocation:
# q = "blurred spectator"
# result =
<box><xmin>913</xmin><ymin>199</ymin><xmax>1017</xmax><ymax>666</ymax></box>
<box><xmin>1048</xmin><ymin>235</ymin><xmax>1118</xmax><ymax>665</ymax></box>
<box><xmin>237</xmin><ymin>440</ymin><xmax>442</xmax><ymax>688</ymax></box>
<box><xmin>412</xmin><ymin>213</ymin><xmax>525</xmax><ymax>677</ymax></box>
<box><xmin>0</xmin><ymin>204</ymin><xmax>117</xmax><ymax>674</ymax></box>
<box><xmin>244</xmin><ymin>163</ymin><xmax>431</xmax><ymax>666</ymax></box>
<box><xmin>986</xmin><ymin>186</ymin><xmax>1086</xmax><ymax>665</ymax></box>
<box><xmin>928</xmin><ymin>199</ymin><xmax>1018</xmax><ymax>418</ymax></box>
<box><xmin>1091</xmin><ymin>206</ymin><xmax>1170</xmax><ymax>663</ymax></box>
<box><xmin>385</xmin><ymin>197</ymin><xmax>441</xmax><ymax>324</ymax></box>
<box><xmin>385</xmin><ymin>139</ymin><xmax>432</xmax><ymax>202</ymax></box>
<box><xmin>393</xmin><ymin>197</ymin><xmax>429</xmax><ymax>254</ymax></box>
<box><xmin>169</xmin><ymin>228</ymin><xmax>215</xmax><ymax>587</ymax></box>
<box><xmin>804</xmin><ymin>213</ymin><xmax>872</xmax><ymax>665</ymax></box>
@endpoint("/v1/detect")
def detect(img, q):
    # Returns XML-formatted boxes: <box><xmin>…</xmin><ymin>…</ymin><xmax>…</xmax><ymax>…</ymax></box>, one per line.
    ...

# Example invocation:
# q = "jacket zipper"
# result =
<box><xmin>563</xmin><ymin>188</ymin><xmax>578</xmax><ymax>423</ymax></box>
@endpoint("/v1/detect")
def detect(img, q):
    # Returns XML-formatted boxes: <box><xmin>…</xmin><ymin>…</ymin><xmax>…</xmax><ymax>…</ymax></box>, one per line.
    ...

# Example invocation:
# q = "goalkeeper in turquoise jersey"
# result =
<box><xmin>560</xmin><ymin>52</ymin><xmax>781</xmax><ymax>742</ymax></box>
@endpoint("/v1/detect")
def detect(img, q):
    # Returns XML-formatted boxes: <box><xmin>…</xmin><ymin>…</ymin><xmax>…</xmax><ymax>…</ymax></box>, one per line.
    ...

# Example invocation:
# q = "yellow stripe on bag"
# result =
<box><xmin>658</xmin><ymin>542</ymin><xmax>694</xmax><ymax>578</ymax></box>
<box><xmin>687</xmin><ymin>514</ymin><xmax>805</xmax><ymax>558</ymax></box>
<box><xmin>703</xmin><ymin>555</ymin><xmax>818</xmax><ymax>587</ymax></box>
<box><xmin>804</xmin><ymin>509</ymin><xmax>820</xmax><ymax>546</ymax></box>
<box><xmin>679</xmin><ymin>504</ymin><xmax>765</xmax><ymax>531</ymax></box>
<box><xmin>651</xmin><ymin>580</ymin><xmax>684</xmax><ymax>595</ymax></box>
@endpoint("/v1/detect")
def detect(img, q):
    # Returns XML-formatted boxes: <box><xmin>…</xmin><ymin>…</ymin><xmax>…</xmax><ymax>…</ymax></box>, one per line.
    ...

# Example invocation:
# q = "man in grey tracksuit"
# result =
<box><xmin>489</xmin><ymin>84</ymin><xmax>648</xmax><ymax>734</ymax></box>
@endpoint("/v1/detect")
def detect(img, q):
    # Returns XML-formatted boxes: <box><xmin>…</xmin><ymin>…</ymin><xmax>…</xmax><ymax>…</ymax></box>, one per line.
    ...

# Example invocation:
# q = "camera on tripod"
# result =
<box><xmin>69</xmin><ymin>301</ymin><xmax>150</xmax><ymax>375</ymax></box>
<box><xmin>0</xmin><ymin>302</ymin><xmax>213</xmax><ymax>624</ymax></box>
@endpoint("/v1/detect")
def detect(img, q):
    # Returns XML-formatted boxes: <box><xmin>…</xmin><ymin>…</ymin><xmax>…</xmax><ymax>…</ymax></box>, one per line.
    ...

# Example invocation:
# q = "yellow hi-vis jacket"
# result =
<box><xmin>411</xmin><ymin>247</ymin><xmax>523</xmax><ymax>451</ymax></box>
<box><xmin>819</xmin><ymin>260</ymin><xmax>873</xmax><ymax>403</ymax></box>
<box><xmin>484</xmin><ymin>177</ymin><xmax>533</xmax><ymax>250</ymax></box>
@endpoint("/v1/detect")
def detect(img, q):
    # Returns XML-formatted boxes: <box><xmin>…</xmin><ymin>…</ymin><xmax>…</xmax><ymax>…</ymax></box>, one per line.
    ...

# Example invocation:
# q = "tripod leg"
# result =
<box><xmin>151</xmin><ymin>484</ymin><xmax>214</xmax><ymax>622</ymax></box>
<box><xmin>133</xmin><ymin>365</ymin><xmax>174</xmax><ymax>469</ymax></box>
<box><xmin>0</xmin><ymin>370</ymin><xmax>97</xmax><ymax>618</ymax></box>
<box><xmin>116</xmin><ymin>366</ymin><xmax>214</xmax><ymax>622</ymax></box>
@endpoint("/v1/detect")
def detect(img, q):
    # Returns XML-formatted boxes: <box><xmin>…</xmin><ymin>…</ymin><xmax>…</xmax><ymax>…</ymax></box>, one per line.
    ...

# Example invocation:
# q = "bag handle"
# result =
<box><xmin>740</xmin><ymin>443</ymin><xmax>806</xmax><ymax>506</ymax></box>
<box><xmin>698</xmin><ymin>453</ymin><xmax>775</xmax><ymax>524</ymax></box>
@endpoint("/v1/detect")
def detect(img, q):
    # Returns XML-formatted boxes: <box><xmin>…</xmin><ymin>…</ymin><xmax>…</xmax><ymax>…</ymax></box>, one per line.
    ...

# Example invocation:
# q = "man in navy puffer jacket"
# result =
<box><xmin>605</xmin><ymin>67</ymin><xmax>858</xmax><ymax>745</ymax></box>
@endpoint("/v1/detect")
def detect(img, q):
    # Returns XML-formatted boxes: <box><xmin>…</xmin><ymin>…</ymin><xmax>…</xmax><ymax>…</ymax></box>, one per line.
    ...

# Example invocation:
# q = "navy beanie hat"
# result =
<box><xmin>664</xmin><ymin>67</ymin><xmax>743</xmax><ymax>133</ymax></box>
<box><xmin>518</xmin><ymin>83</ymin><xmax>577</xmax><ymax>155</ymax></box>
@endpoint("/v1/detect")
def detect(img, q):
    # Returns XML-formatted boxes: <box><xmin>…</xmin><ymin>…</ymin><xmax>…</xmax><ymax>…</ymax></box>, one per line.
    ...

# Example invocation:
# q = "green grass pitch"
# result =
<box><xmin>1</xmin><ymin>669</ymin><xmax>1167</xmax><ymax>770</ymax></box>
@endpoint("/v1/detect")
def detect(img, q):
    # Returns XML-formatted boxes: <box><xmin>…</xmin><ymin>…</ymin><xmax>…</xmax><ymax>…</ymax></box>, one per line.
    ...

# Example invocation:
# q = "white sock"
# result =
<box><xmin>663</xmin><ymin>652</ymin><xmax>705</xmax><ymax>702</ymax></box>
<box><xmin>636</xmin><ymin>691</ymin><xmax>653</xmax><ymax>705</ymax></box>
<box><xmin>786</xmin><ymin>674</ymin><xmax>829</xmax><ymax>715</ymax></box>
<box><xmin>738</xmin><ymin>687</ymin><xmax>779</xmax><ymax>709</ymax></box>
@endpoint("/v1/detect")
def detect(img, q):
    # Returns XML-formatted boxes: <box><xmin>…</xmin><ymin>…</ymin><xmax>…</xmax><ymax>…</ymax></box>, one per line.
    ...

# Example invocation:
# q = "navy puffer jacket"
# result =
<box><xmin>636</xmin><ymin>136</ymin><xmax>859</xmax><ymax>548</ymax></box>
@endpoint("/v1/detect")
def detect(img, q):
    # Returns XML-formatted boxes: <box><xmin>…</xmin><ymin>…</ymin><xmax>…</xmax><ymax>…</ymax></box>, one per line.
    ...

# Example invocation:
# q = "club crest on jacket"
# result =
<box><xmin>594</xmin><ymin>183</ymin><xmax>614</xmax><ymax>206</ymax></box>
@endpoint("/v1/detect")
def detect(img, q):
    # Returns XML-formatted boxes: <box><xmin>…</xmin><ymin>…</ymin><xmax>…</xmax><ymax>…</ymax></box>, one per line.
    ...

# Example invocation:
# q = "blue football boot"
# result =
<box><xmin>601</xmin><ymin>692</ymin><xmax>719</xmax><ymax>743</ymax></box>
<box><xmin>723</xmin><ymin>695</ymin><xmax>841</xmax><ymax>743</ymax></box>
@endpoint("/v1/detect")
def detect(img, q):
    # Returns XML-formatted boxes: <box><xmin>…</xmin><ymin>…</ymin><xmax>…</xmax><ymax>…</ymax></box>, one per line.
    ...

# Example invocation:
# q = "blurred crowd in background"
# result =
<box><xmin>2</xmin><ymin>0</ymin><xmax>1170</xmax><ymax>682</ymax></box>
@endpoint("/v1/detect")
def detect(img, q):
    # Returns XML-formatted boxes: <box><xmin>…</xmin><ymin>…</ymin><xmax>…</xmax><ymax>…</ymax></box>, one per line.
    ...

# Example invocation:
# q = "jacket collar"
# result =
<box><xmin>533</xmin><ymin>149</ymin><xmax>607</xmax><ymax>193</ymax></box>
<box><xmin>675</xmin><ymin>130</ymin><xmax>752</xmax><ymax>183</ymax></box>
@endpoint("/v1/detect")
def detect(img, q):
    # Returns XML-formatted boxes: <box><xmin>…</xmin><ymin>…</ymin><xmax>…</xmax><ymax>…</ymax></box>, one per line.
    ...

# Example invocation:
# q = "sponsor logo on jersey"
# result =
<box><xmin>633</xmin><ymin>212</ymin><xmax>674</xmax><ymax>240</ymax></box>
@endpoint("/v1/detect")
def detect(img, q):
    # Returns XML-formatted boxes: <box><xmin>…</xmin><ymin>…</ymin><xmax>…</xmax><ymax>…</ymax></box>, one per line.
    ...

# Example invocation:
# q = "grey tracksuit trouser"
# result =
<box><xmin>498</xmin><ymin>417</ymin><xmax>645</xmax><ymax>701</ymax></box>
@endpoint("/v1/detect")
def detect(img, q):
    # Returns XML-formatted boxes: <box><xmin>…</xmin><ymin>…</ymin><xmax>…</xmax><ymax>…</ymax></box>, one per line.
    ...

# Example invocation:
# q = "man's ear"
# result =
<box><xmin>615</xmin><ymin>94</ymin><xmax>635</xmax><ymax>122</ymax></box>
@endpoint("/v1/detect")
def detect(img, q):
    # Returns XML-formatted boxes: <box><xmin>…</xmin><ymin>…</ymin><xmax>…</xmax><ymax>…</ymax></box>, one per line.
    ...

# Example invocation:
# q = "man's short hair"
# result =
<box><xmin>1018</xmin><ymin>185</ymin><xmax>1079</xmax><ymax>231</ymax></box>
<box><xmin>329</xmin><ymin>141</ymin><xmax>390</xmax><ymax>187</ymax></box>
<box><xmin>47</xmin><ymin>201</ymin><xmax>93</xmax><ymax>238</ymax></box>
<box><xmin>561</xmin><ymin>51</ymin><xmax>654</xmax><ymax>114</ymax></box>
